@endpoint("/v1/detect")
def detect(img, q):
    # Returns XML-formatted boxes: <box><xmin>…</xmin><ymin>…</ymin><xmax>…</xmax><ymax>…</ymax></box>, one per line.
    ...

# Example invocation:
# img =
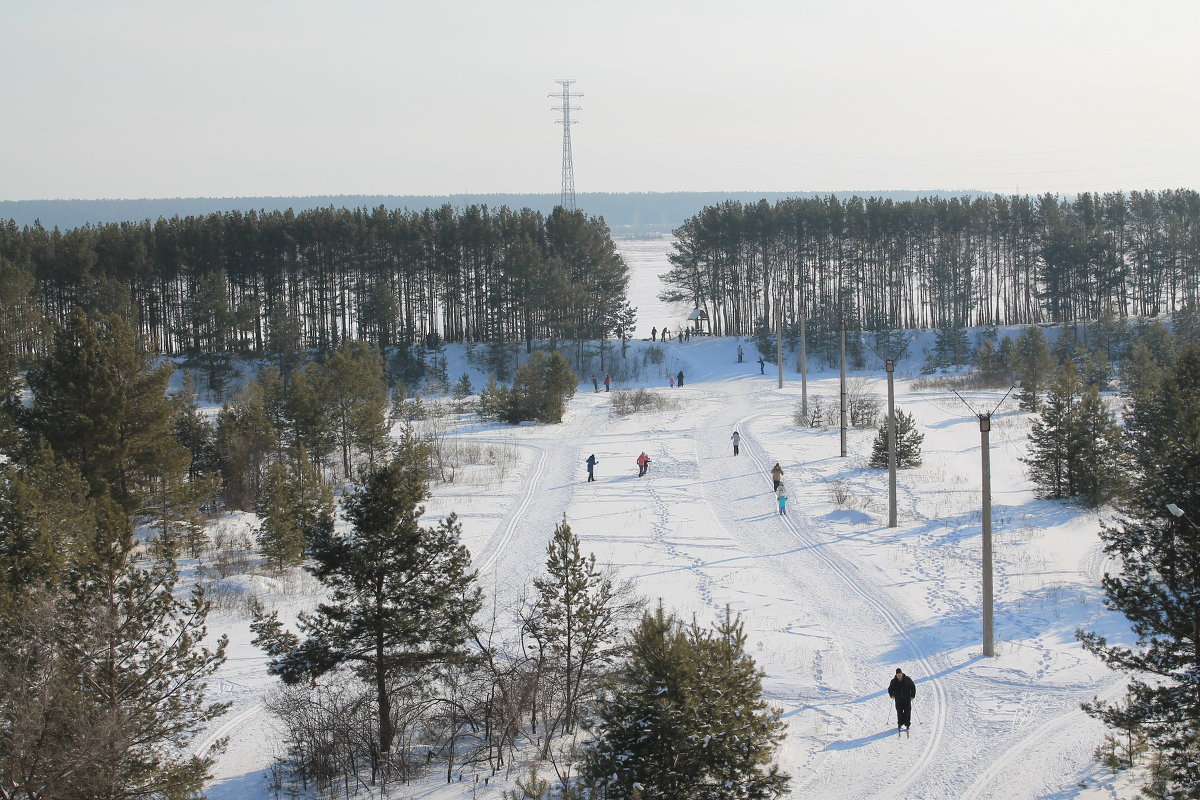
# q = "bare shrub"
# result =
<box><xmin>846</xmin><ymin>377</ymin><xmax>883</xmax><ymax>428</ymax></box>
<box><xmin>793</xmin><ymin>397</ymin><xmax>829</xmax><ymax>428</ymax></box>
<box><xmin>611</xmin><ymin>388</ymin><xmax>673</xmax><ymax>416</ymax></box>
<box><xmin>207</xmin><ymin>523</ymin><xmax>257</xmax><ymax>578</ymax></box>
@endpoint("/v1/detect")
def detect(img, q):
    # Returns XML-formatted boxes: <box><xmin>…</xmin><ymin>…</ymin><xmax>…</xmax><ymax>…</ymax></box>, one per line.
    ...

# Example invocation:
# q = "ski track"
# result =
<box><xmin>196</xmin><ymin>327</ymin><xmax>1126</xmax><ymax>797</ymax></box>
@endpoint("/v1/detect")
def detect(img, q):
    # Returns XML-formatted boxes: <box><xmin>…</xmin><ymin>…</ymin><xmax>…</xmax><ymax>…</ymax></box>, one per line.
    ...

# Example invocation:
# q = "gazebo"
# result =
<box><xmin>687</xmin><ymin>308</ymin><xmax>710</xmax><ymax>335</ymax></box>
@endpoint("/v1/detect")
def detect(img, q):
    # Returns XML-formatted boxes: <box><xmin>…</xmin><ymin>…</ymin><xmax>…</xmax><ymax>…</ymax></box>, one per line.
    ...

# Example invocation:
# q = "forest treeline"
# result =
<box><xmin>0</xmin><ymin>204</ymin><xmax>631</xmax><ymax>366</ymax></box>
<box><xmin>661</xmin><ymin>190</ymin><xmax>1200</xmax><ymax>336</ymax></box>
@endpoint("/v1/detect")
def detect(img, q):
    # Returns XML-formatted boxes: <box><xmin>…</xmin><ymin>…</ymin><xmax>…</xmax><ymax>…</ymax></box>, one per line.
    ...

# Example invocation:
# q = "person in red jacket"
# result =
<box><xmin>888</xmin><ymin>667</ymin><xmax>917</xmax><ymax>732</ymax></box>
<box><xmin>636</xmin><ymin>451</ymin><xmax>650</xmax><ymax>477</ymax></box>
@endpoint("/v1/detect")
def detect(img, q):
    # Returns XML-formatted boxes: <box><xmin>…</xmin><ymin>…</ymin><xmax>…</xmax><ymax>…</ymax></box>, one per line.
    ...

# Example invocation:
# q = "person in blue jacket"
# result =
<box><xmin>585</xmin><ymin>454</ymin><xmax>598</xmax><ymax>482</ymax></box>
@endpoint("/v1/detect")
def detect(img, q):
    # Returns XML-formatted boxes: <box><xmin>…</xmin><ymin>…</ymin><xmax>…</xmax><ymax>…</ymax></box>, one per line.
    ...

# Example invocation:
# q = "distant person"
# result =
<box><xmin>604</xmin><ymin>374</ymin><xmax>611</xmax><ymax>392</ymax></box>
<box><xmin>770</xmin><ymin>462</ymin><xmax>784</xmax><ymax>491</ymax></box>
<box><xmin>737</xmin><ymin>344</ymin><xmax>744</xmax><ymax>363</ymax></box>
<box><xmin>585</xmin><ymin>454</ymin><xmax>598</xmax><ymax>482</ymax></box>
<box><xmin>669</xmin><ymin>375</ymin><xmax>675</xmax><ymax>388</ymax></box>
<box><xmin>591</xmin><ymin>375</ymin><xmax>599</xmax><ymax>392</ymax></box>
<box><xmin>651</xmin><ymin>326</ymin><xmax>657</xmax><ymax>342</ymax></box>
<box><xmin>731</xmin><ymin>430</ymin><xmax>741</xmax><ymax>456</ymax></box>
<box><xmin>758</xmin><ymin>356</ymin><xmax>766</xmax><ymax>374</ymax></box>
<box><xmin>888</xmin><ymin>668</ymin><xmax>917</xmax><ymax>733</ymax></box>
<box><xmin>637</xmin><ymin>451</ymin><xmax>651</xmax><ymax>477</ymax></box>
<box><xmin>677</xmin><ymin>370</ymin><xmax>684</xmax><ymax>387</ymax></box>
<box><xmin>684</xmin><ymin>328</ymin><xmax>690</xmax><ymax>342</ymax></box>
<box><xmin>777</xmin><ymin>491</ymin><xmax>788</xmax><ymax>515</ymax></box>
<box><xmin>663</xmin><ymin>324</ymin><xmax>670</xmax><ymax>341</ymax></box>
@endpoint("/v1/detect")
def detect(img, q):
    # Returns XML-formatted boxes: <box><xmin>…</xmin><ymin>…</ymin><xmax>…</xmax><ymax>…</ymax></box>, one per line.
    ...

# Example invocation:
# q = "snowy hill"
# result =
<box><xmin>197</xmin><ymin>237</ymin><xmax>1137</xmax><ymax>800</ymax></box>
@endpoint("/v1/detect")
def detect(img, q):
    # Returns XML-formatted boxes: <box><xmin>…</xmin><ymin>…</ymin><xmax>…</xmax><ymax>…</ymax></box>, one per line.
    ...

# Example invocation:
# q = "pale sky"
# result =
<box><xmin>3</xmin><ymin>0</ymin><xmax>1200</xmax><ymax>200</ymax></box>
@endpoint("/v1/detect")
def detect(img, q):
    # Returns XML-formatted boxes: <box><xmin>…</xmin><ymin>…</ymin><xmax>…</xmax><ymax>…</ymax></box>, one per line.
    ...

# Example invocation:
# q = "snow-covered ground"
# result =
<box><xmin>198</xmin><ymin>236</ymin><xmax>1139</xmax><ymax>799</ymax></box>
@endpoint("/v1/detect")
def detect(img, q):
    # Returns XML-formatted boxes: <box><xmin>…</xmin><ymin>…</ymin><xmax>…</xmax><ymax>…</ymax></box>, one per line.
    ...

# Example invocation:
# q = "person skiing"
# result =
<box><xmin>758</xmin><ymin>356</ymin><xmax>766</xmax><ymax>374</ymax></box>
<box><xmin>888</xmin><ymin>668</ymin><xmax>917</xmax><ymax>733</ymax></box>
<box><xmin>662</xmin><ymin>325</ymin><xmax>670</xmax><ymax>341</ymax></box>
<box><xmin>777</xmin><ymin>491</ymin><xmax>788</xmax><ymax>515</ymax></box>
<box><xmin>730</xmin><ymin>430</ymin><xmax>741</xmax><ymax>456</ymax></box>
<box><xmin>677</xmin><ymin>370</ymin><xmax>684</xmax><ymax>387</ymax></box>
<box><xmin>585</xmin><ymin>454</ymin><xmax>598</xmax><ymax>482</ymax></box>
<box><xmin>651</xmin><ymin>326</ymin><xmax>657</xmax><ymax>342</ymax></box>
<box><xmin>737</xmin><ymin>344</ymin><xmax>744</xmax><ymax>363</ymax></box>
<box><xmin>637</xmin><ymin>451</ymin><xmax>650</xmax><ymax>477</ymax></box>
<box><xmin>604</xmin><ymin>374</ymin><xmax>611</xmax><ymax>392</ymax></box>
<box><xmin>770</xmin><ymin>462</ymin><xmax>784</xmax><ymax>491</ymax></box>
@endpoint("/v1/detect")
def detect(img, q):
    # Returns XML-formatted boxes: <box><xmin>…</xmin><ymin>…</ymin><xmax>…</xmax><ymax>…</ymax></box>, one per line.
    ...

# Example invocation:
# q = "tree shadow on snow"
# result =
<box><xmin>205</xmin><ymin>769</ymin><xmax>271</xmax><ymax>800</ymax></box>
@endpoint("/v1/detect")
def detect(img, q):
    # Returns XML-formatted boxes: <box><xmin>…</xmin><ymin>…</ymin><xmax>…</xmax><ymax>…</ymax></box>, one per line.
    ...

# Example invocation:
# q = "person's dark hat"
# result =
<box><xmin>895</xmin><ymin>668</ymin><xmax>903</xmax><ymax>674</ymax></box>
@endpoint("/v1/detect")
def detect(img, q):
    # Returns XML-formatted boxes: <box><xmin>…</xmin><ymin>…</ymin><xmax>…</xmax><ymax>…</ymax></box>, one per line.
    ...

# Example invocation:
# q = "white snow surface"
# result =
<box><xmin>196</xmin><ymin>236</ymin><xmax>1142</xmax><ymax>799</ymax></box>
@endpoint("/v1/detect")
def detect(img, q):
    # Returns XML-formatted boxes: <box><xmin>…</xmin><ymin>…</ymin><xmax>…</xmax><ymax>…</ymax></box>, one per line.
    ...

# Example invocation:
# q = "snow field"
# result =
<box><xmin>198</xmin><ymin>237</ymin><xmax>1135</xmax><ymax>799</ymax></box>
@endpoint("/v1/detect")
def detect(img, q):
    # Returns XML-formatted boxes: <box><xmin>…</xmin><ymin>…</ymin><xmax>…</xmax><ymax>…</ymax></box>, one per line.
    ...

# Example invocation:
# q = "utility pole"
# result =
<box><xmin>839</xmin><ymin>318</ymin><xmax>847</xmax><ymax>457</ymax></box>
<box><xmin>550</xmin><ymin>80</ymin><xmax>582</xmax><ymax>211</ymax></box>
<box><xmin>886</xmin><ymin>359</ymin><xmax>897</xmax><ymax>528</ymax></box>
<box><xmin>979</xmin><ymin>412</ymin><xmax>995</xmax><ymax>657</ymax></box>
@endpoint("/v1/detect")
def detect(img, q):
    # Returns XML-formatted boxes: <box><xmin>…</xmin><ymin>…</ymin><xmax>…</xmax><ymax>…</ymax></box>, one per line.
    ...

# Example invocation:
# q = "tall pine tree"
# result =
<box><xmin>252</xmin><ymin>446</ymin><xmax>482</xmax><ymax>771</ymax></box>
<box><xmin>1078</xmin><ymin>342</ymin><xmax>1200</xmax><ymax>795</ymax></box>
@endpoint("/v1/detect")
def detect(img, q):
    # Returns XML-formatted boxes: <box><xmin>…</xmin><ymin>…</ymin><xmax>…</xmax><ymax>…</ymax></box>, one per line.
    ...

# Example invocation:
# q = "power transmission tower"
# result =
<box><xmin>550</xmin><ymin>79</ymin><xmax>582</xmax><ymax>210</ymax></box>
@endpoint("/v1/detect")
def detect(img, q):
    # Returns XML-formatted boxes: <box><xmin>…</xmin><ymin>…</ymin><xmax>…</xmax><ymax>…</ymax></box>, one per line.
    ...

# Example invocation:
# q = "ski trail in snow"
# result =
<box><xmin>736</xmin><ymin>413</ymin><xmax>949</xmax><ymax>798</ymax></box>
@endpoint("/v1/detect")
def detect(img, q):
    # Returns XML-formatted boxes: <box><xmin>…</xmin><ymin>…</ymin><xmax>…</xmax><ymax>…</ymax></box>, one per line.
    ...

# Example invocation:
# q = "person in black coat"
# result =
<box><xmin>888</xmin><ymin>667</ymin><xmax>916</xmax><ymax>731</ymax></box>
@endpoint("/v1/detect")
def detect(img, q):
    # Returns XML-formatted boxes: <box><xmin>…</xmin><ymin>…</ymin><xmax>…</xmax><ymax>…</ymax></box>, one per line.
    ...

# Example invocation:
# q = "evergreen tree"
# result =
<box><xmin>922</xmin><ymin>325</ymin><xmax>970</xmax><ymax>373</ymax></box>
<box><xmin>972</xmin><ymin>337</ymin><xmax>1010</xmax><ymax>386</ymax></box>
<box><xmin>24</xmin><ymin>309</ymin><xmax>189</xmax><ymax>516</ymax></box>
<box><xmin>1078</xmin><ymin>343</ymin><xmax>1200</xmax><ymax>797</ymax></box>
<box><xmin>323</xmin><ymin>340</ymin><xmax>389</xmax><ymax>477</ymax></box>
<box><xmin>1009</xmin><ymin>325</ymin><xmax>1056</xmax><ymax>412</ymax></box>
<box><xmin>867</xmin><ymin>409</ymin><xmax>924</xmax><ymax>469</ymax></box>
<box><xmin>504</xmin><ymin>351</ymin><xmax>578</xmax><ymax>424</ymax></box>
<box><xmin>256</xmin><ymin>448</ymin><xmax>333</xmax><ymax>571</ymax></box>
<box><xmin>578</xmin><ymin>606</ymin><xmax>789</xmax><ymax>799</ymax></box>
<box><xmin>1024</xmin><ymin>359</ymin><xmax>1124</xmax><ymax>506</ymax></box>
<box><xmin>251</xmin><ymin>448</ymin><xmax>482</xmax><ymax>770</ymax></box>
<box><xmin>0</xmin><ymin>482</ymin><xmax>227</xmax><ymax>799</ymax></box>
<box><xmin>528</xmin><ymin>520</ymin><xmax>636</xmax><ymax>740</ymax></box>
<box><xmin>214</xmin><ymin>381</ymin><xmax>279</xmax><ymax>510</ymax></box>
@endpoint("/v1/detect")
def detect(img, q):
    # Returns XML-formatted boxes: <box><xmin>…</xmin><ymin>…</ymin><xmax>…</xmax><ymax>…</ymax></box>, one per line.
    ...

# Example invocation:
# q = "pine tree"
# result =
<box><xmin>867</xmin><ymin>409</ymin><xmax>924</xmax><ymax>469</ymax></box>
<box><xmin>251</xmin><ymin>447</ymin><xmax>482</xmax><ymax>770</ymax></box>
<box><xmin>214</xmin><ymin>381</ymin><xmax>279</xmax><ymax>510</ymax></box>
<box><xmin>323</xmin><ymin>340</ymin><xmax>389</xmax><ymax>477</ymax></box>
<box><xmin>1024</xmin><ymin>360</ymin><xmax>1123</xmax><ymax>506</ymax></box>
<box><xmin>578</xmin><ymin>606</ymin><xmax>789</xmax><ymax>799</ymax></box>
<box><xmin>1078</xmin><ymin>343</ymin><xmax>1200</xmax><ymax>796</ymax></box>
<box><xmin>528</xmin><ymin>520</ymin><xmax>635</xmax><ymax>740</ymax></box>
<box><xmin>0</xmin><ymin>481</ymin><xmax>227</xmax><ymax>799</ymax></box>
<box><xmin>1009</xmin><ymin>325</ymin><xmax>1056</xmax><ymax>412</ymax></box>
<box><xmin>504</xmin><ymin>351</ymin><xmax>578</xmax><ymax>424</ymax></box>
<box><xmin>972</xmin><ymin>337</ymin><xmax>1010</xmax><ymax>387</ymax></box>
<box><xmin>256</xmin><ymin>448</ymin><xmax>333</xmax><ymax>571</ymax></box>
<box><xmin>25</xmin><ymin>310</ymin><xmax>189</xmax><ymax>515</ymax></box>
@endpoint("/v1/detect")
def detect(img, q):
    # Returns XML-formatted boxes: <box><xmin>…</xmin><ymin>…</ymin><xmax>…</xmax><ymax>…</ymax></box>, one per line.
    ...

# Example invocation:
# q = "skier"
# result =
<box><xmin>669</xmin><ymin>375</ymin><xmax>675</xmax><ymax>388</ymax></box>
<box><xmin>677</xmin><ymin>370</ymin><xmax>684</xmax><ymax>387</ymax></box>
<box><xmin>637</xmin><ymin>451</ymin><xmax>651</xmax><ymax>477</ymax></box>
<box><xmin>651</xmin><ymin>326</ymin><xmax>657</xmax><ymax>342</ymax></box>
<box><xmin>737</xmin><ymin>344</ymin><xmax>744</xmax><ymax>363</ymax></box>
<box><xmin>731</xmin><ymin>430</ymin><xmax>741</xmax><ymax>456</ymax></box>
<box><xmin>888</xmin><ymin>668</ymin><xmax>917</xmax><ymax>733</ymax></box>
<box><xmin>777</xmin><ymin>491</ymin><xmax>788</xmax><ymax>515</ymax></box>
<box><xmin>758</xmin><ymin>356</ymin><xmax>766</xmax><ymax>374</ymax></box>
<box><xmin>770</xmin><ymin>462</ymin><xmax>784</xmax><ymax>491</ymax></box>
<box><xmin>585</xmin><ymin>454</ymin><xmax>598</xmax><ymax>482</ymax></box>
<box><xmin>604</xmin><ymin>374</ymin><xmax>611</xmax><ymax>392</ymax></box>
<box><xmin>662</xmin><ymin>325</ymin><xmax>670</xmax><ymax>341</ymax></box>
